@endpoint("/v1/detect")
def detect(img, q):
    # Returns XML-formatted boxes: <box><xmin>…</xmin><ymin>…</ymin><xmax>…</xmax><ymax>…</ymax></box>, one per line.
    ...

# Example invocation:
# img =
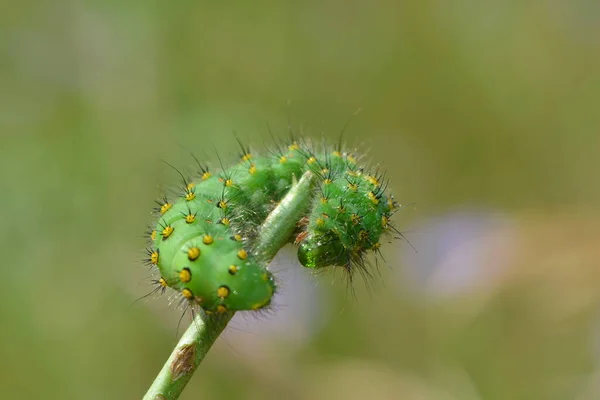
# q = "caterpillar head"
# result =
<box><xmin>297</xmin><ymin>233</ymin><xmax>349</xmax><ymax>269</ymax></box>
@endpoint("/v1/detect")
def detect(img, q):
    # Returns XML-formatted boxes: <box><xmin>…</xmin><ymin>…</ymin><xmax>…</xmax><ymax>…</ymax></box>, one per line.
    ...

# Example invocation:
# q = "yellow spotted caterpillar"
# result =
<box><xmin>145</xmin><ymin>138</ymin><xmax>399</xmax><ymax>313</ymax></box>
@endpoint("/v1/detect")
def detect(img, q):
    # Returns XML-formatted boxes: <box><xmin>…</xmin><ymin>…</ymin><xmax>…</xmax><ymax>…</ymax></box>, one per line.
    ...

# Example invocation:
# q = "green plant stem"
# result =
<box><xmin>143</xmin><ymin>171</ymin><xmax>316</xmax><ymax>400</ymax></box>
<box><xmin>254</xmin><ymin>171</ymin><xmax>315</xmax><ymax>260</ymax></box>
<box><xmin>142</xmin><ymin>312</ymin><xmax>233</xmax><ymax>400</ymax></box>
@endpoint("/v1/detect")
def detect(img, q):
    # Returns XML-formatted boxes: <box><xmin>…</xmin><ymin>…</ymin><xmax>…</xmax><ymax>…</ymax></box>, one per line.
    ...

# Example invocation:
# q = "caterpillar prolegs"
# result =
<box><xmin>146</xmin><ymin>139</ymin><xmax>398</xmax><ymax>313</ymax></box>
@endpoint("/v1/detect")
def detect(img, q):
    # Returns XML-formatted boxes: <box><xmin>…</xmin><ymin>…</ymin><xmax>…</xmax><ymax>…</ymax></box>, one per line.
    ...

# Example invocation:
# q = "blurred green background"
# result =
<box><xmin>2</xmin><ymin>1</ymin><xmax>600</xmax><ymax>399</ymax></box>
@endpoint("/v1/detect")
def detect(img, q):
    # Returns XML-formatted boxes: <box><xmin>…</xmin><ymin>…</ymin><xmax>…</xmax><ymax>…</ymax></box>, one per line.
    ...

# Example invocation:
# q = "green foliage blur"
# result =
<box><xmin>2</xmin><ymin>1</ymin><xmax>599</xmax><ymax>399</ymax></box>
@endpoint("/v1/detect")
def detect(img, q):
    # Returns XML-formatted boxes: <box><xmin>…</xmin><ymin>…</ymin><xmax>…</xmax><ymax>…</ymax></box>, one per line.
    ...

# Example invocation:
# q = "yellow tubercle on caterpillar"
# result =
<box><xmin>185</xmin><ymin>192</ymin><xmax>196</xmax><ymax>201</ymax></box>
<box><xmin>248</xmin><ymin>164</ymin><xmax>257</xmax><ymax>175</ymax></box>
<box><xmin>347</xmin><ymin>183</ymin><xmax>359</xmax><ymax>191</ymax></box>
<box><xmin>350</xmin><ymin>213</ymin><xmax>361</xmax><ymax>225</ymax></box>
<box><xmin>179</xmin><ymin>268</ymin><xmax>192</xmax><ymax>283</ymax></box>
<box><xmin>159</xmin><ymin>278</ymin><xmax>168</xmax><ymax>288</ymax></box>
<box><xmin>203</xmin><ymin>235</ymin><xmax>214</xmax><ymax>245</ymax></box>
<box><xmin>228</xmin><ymin>265</ymin><xmax>239</xmax><ymax>275</ymax></box>
<box><xmin>150</xmin><ymin>251</ymin><xmax>159</xmax><ymax>265</ymax></box>
<box><xmin>321</xmin><ymin>168</ymin><xmax>329</xmax><ymax>174</ymax></box>
<box><xmin>150</xmin><ymin>230</ymin><xmax>157</xmax><ymax>241</ymax></box>
<box><xmin>182</xmin><ymin>288</ymin><xmax>194</xmax><ymax>299</ymax></box>
<box><xmin>185</xmin><ymin>213</ymin><xmax>196</xmax><ymax>224</ymax></box>
<box><xmin>221</xmin><ymin>217</ymin><xmax>231</xmax><ymax>226</ymax></box>
<box><xmin>187</xmin><ymin>182</ymin><xmax>195</xmax><ymax>190</ymax></box>
<box><xmin>216</xmin><ymin>305</ymin><xmax>228</xmax><ymax>313</ymax></box>
<box><xmin>201</xmin><ymin>171</ymin><xmax>211</xmax><ymax>180</ymax></box>
<box><xmin>161</xmin><ymin>226</ymin><xmax>174</xmax><ymax>239</ymax></box>
<box><xmin>371</xmin><ymin>242</ymin><xmax>381</xmax><ymax>251</ymax></box>
<box><xmin>359</xmin><ymin>230</ymin><xmax>369</xmax><ymax>241</ymax></box>
<box><xmin>233</xmin><ymin>234</ymin><xmax>242</xmax><ymax>242</ymax></box>
<box><xmin>367</xmin><ymin>191</ymin><xmax>379</xmax><ymax>204</ymax></box>
<box><xmin>218</xmin><ymin>200</ymin><xmax>228</xmax><ymax>209</ymax></box>
<box><xmin>241</xmin><ymin>153</ymin><xmax>252</xmax><ymax>162</ymax></box>
<box><xmin>188</xmin><ymin>247</ymin><xmax>200</xmax><ymax>261</ymax></box>
<box><xmin>381</xmin><ymin>215</ymin><xmax>389</xmax><ymax>228</ymax></box>
<box><xmin>347</xmin><ymin>154</ymin><xmax>357</xmax><ymax>164</ymax></box>
<box><xmin>366</xmin><ymin>175</ymin><xmax>380</xmax><ymax>186</ymax></box>
<box><xmin>217</xmin><ymin>286</ymin><xmax>230</xmax><ymax>298</ymax></box>
<box><xmin>289</xmin><ymin>142</ymin><xmax>300</xmax><ymax>151</ymax></box>
<box><xmin>332</xmin><ymin>150</ymin><xmax>342</xmax><ymax>157</ymax></box>
<box><xmin>320</xmin><ymin>197</ymin><xmax>328</xmax><ymax>204</ymax></box>
<box><xmin>316</xmin><ymin>218</ymin><xmax>325</xmax><ymax>227</ymax></box>
<box><xmin>351</xmin><ymin>246</ymin><xmax>363</xmax><ymax>259</ymax></box>
<box><xmin>225</xmin><ymin>179</ymin><xmax>234</xmax><ymax>187</ymax></box>
<box><xmin>307</xmin><ymin>156</ymin><xmax>317</xmax><ymax>165</ymax></box>
<box><xmin>237</xmin><ymin>249</ymin><xmax>248</xmax><ymax>260</ymax></box>
<box><xmin>387</xmin><ymin>197</ymin><xmax>396</xmax><ymax>210</ymax></box>
<box><xmin>160</xmin><ymin>202</ymin><xmax>172</xmax><ymax>214</ymax></box>
<box><xmin>323</xmin><ymin>179</ymin><xmax>333</xmax><ymax>185</ymax></box>
<box><xmin>279</xmin><ymin>155</ymin><xmax>288</xmax><ymax>164</ymax></box>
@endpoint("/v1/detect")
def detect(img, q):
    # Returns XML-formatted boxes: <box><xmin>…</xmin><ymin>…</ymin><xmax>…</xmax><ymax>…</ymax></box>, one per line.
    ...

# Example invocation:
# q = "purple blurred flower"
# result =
<box><xmin>398</xmin><ymin>209</ymin><xmax>517</xmax><ymax>299</ymax></box>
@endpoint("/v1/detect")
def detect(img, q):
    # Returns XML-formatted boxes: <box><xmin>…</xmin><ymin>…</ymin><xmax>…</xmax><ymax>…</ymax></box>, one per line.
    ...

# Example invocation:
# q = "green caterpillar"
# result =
<box><xmin>146</xmin><ymin>139</ymin><xmax>397</xmax><ymax>313</ymax></box>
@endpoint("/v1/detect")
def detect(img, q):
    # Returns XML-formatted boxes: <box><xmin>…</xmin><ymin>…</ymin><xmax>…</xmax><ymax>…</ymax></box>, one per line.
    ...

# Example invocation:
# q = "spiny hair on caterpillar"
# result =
<box><xmin>129</xmin><ymin>269</ymin><xmax>175</xmax><ymax>309</ymax></box>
